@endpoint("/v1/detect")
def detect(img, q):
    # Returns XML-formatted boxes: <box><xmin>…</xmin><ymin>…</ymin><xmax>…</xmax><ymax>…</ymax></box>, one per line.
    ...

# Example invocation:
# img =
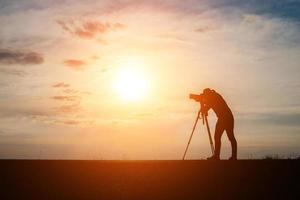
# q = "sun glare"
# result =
<box><xmin>114</xmin><ymin>58</ymin><xmax>149</xmax><ymax>102</ymax></box>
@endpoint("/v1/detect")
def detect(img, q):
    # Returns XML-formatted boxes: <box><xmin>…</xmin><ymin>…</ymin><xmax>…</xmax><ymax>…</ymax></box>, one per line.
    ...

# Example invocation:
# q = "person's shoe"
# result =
<box><xmin>228</xmin><ymin>156</ymin><xmax>237</xmax><ymax>161</ymax></box>
<box><xmin>207</xmin><ymin>155</ymin><xmax>220</xmax><ymax>160</ymax></box>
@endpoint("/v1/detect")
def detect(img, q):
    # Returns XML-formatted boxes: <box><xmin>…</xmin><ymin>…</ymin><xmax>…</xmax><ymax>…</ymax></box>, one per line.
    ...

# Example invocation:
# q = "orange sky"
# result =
<box><xmin>0</xmin><ymin>0</ymin><xmax>299</xmax><ymax>159</ymax></box>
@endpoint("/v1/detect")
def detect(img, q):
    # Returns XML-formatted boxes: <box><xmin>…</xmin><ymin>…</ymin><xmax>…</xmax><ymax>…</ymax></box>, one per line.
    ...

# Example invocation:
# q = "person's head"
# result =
<box><xmin>203</xmin><ymin>88</ymin><xmax>212</xmax><ymax>94</ymax></box>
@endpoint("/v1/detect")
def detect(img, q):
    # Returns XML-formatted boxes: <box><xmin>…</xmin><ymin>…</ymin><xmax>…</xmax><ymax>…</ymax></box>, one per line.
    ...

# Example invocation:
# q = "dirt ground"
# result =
<box><xmin>0</xmin><ymin>160</ymin><xmax>299</xmax><ymax>199</ymax></box>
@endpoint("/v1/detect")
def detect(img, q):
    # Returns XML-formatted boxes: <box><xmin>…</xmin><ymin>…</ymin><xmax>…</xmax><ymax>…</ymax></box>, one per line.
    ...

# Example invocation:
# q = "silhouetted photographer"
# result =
<box><xmin>190</xmin><ymin>88</ymin><xmax>237</xmax><ymax>160</ymax></box>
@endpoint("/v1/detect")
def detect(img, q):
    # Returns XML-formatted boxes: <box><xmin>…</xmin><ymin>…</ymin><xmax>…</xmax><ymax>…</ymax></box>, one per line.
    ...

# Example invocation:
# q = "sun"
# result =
<box><xmin>114</xmin><ymin>58</ymin><xmax>149</xmax><ymax>102</ymax></box>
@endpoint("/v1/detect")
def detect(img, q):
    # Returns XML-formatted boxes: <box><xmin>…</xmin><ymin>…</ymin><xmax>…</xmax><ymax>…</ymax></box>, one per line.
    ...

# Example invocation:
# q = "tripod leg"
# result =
<box><xmin>204</xmin><ymin>115</ymin><xmax>215</xmax><ymax>156</ymax></box>
<box><xmin>182</xmin><ymin>110</ymin><xmax>201</xmax><ymax>160</ymax></box>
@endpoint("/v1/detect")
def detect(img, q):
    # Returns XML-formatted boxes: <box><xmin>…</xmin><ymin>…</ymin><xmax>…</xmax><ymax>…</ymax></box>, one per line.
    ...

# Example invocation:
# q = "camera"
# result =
<box><xmin>189</xmin><ymin>93</ymin><xmax>203</xmax><ymax>102</ymax></box>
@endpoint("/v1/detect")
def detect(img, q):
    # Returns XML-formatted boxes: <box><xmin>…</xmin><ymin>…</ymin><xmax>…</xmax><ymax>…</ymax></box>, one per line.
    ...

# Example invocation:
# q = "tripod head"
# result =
<box><xmin>189</xmin><ymin>93</ymin><xmax>208</xmax><ymax>116</ymax></box>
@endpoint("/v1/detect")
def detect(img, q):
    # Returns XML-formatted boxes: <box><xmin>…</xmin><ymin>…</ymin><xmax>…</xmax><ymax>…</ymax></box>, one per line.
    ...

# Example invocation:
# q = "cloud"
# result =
<box><xmin>51</xmin><ymin>95</ymin><xmax>80</xmax><ymax>102</ymax></box>
<box><xmin>63</xmin><ymin>89</ymin><xmax>91</xmax><ymax>95</ymax></box>
<box><xmin>0</xmin><ymin>68</ymin><xmax>26</xmax><ymax>76</ymax></box>
<box><xmin>62</xmin><ymin>89</ymin><xmax>79</xmax><ymax>94</ymax></box>
<box><xmin>195</xmin><ymin>26</ymin><xmax>217</xmax><ymax>33</ymax></box>
<box><xmin>0</xmin><ymin>49</ymin><xmax>44</xmax><ymax>65</ymax></box>
<box><xmin>53</xmin><ymin>118</ymin><xmax>93</xmax><ymax>126</ymax></box>
<box><xmin>63</xmin><ymin>59</ymin><xmax>86</xmax><ymax>70</ymax></box>
<box><xmin>54</xmin><ymin>103</ymin><xmax>81</xmax><ymax>114</ymax></box>
<box><xmin>50</xmin><ymin>84</ymin><xmax>90</xmax><ymax>116</ymax></box>
<box><xmin>56</xmin><ymin>19</ymin><xmax>126</xmax><ymax>39</ymax></box>
<box><xmin>0</xmin><ymin>102</ymin><xmax>51</xmax><ymax>118</ymax></box>
<box><xmin>0</xmin><ymin>99</ymin><xmax>83</xmax><ymax>127</ymax></box>
<box><xmin>257</xmin><ymin>113</ymin><xmax>300</xmax><ymax>126</ymax></box>
<box><xmin>224</xmin><ymin>0</ymin><xmax>300</xmax><ymax>22</ymax></box>
<box><xmin>240</xmin><ymin>112</ymin><xmax>300</xmax><ymax>127</ymax></box>
<box><xmin>52</xmin><ymin>83</ymin><xmax>90</xmax><ymax>95</ymax></box>
<box><xmin>52</xmin><ymin>82</ymin><xmax>70</xmax><ymax>88</ymax></box>
<box><xmin>54</xmin><ymin>119</ymin><xmax>81</xmax><ymax>125</ymax></box>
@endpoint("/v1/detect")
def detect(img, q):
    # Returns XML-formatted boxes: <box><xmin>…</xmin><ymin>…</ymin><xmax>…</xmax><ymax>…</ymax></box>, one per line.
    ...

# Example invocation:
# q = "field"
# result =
<box><xmin>1</xmin><ymin>160</ymin><xmax>299</xmax><ymax>199</ymax></box>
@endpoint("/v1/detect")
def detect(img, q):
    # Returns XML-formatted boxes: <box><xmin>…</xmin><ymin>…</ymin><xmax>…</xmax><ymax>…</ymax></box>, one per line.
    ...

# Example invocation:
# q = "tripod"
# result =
<box><xmin>182</xmin><ymin>108</ymin><xmax>215</xmax><ymax>160</ymax></box>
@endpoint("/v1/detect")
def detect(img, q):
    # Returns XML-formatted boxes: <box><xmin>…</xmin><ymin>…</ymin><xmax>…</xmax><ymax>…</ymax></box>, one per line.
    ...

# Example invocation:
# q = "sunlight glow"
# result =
<box><xmin>114</xmin><ymin>57</ymin><xmax>149</xmax><ymax>102</ymax></box>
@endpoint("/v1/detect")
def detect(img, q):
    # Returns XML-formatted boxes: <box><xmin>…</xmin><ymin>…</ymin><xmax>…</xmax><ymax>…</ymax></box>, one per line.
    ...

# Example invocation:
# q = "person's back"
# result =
<box><xmin>201</xmin><ymin>89</ymin><xmax>232</xmax><ymax>118</ymax></box>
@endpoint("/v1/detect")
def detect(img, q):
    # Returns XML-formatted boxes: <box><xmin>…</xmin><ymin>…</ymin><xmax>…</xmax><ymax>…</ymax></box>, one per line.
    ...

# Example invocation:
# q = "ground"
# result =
<box><xmin>0</xmin><ymin>160</ymin><xmax>299</xmax><ymax>199</ymax></box>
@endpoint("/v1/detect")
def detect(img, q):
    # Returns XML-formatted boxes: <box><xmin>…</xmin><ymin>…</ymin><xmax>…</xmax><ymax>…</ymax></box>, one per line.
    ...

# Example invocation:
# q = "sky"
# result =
<box><xmin>0</xmin><ymin>0</ymin><xmax>299</xmax><ymax>159</ymax></box>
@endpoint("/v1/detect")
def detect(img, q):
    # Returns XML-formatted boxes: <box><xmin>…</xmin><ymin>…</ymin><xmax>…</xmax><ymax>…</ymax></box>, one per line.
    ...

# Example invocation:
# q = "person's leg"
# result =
<box><xmin>225</xmin><ymin>117</ymin><xmax>237</xmax><ymax>159</ymax></box>
<box><xmin>213</xmin><ymin>119</ymin><xmax>225</xmax><ymax>159</ymax></box>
